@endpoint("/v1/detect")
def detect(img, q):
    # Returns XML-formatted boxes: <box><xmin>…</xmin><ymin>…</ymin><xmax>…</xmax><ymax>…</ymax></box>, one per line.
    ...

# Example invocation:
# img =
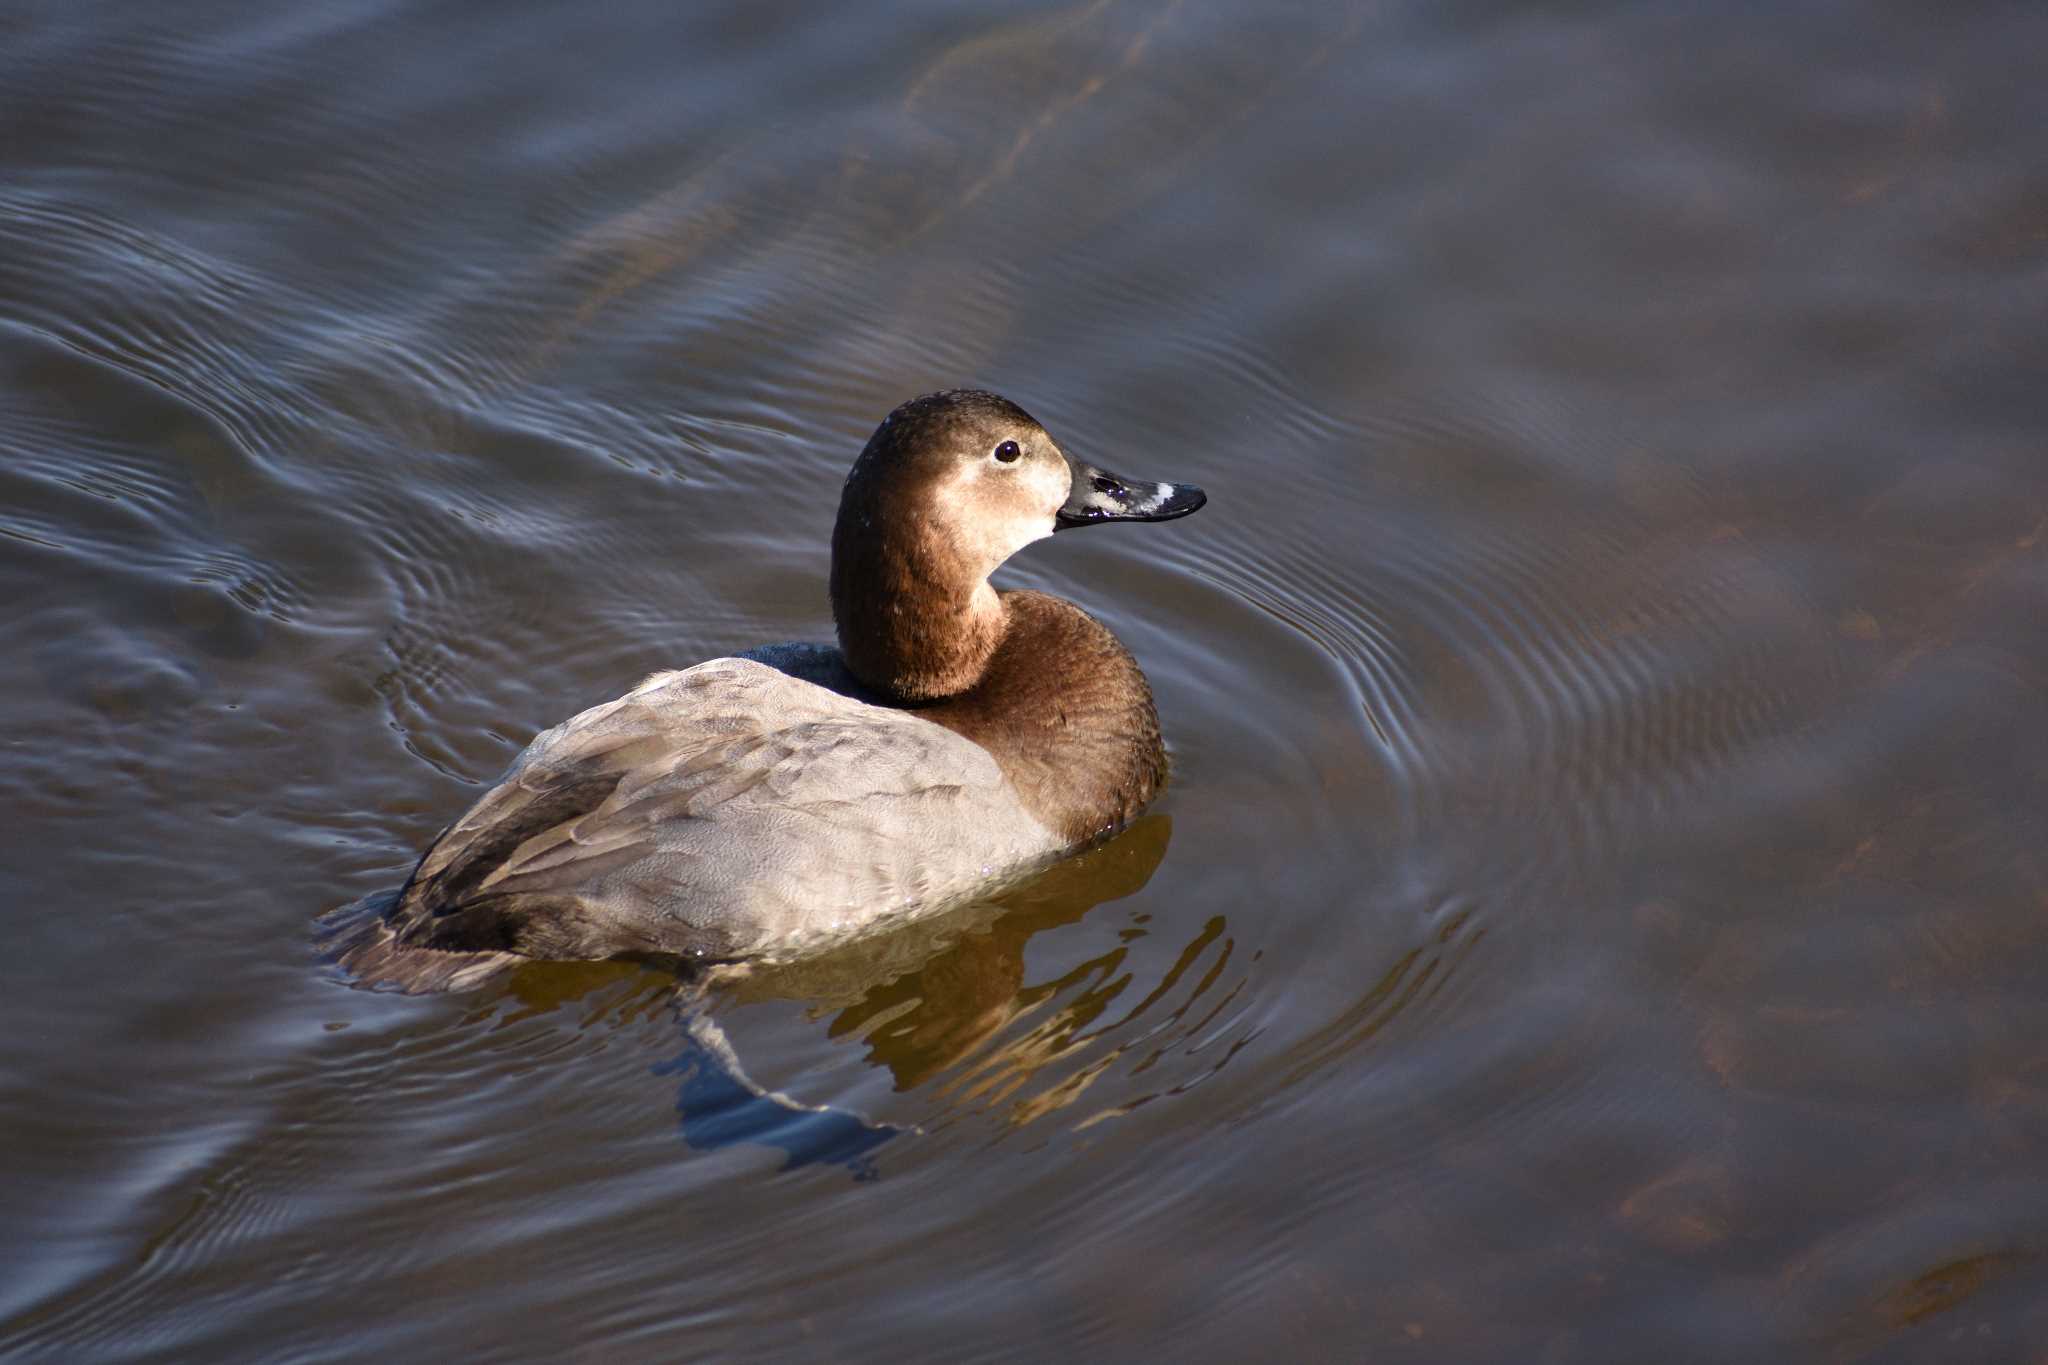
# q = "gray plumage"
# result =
<box><xmin>338</xmin><ymin>658</ymin><xmax>1062</xmax><ymax>989</ymax></box>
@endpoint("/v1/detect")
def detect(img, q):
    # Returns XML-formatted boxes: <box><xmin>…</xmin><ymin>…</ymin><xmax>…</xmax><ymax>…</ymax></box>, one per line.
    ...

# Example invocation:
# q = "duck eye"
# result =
<box><xmin>993</xmin><ymin>440</ymin><xmax>1021</xmax><ymax>464</ymax></box>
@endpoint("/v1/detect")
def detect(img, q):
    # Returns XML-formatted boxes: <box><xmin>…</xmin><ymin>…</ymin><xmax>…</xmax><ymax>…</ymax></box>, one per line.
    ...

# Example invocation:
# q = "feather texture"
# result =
<box><xmin>336</xmin><ymin>658</ymin><xmax>1061</xmax><ymax>989</ymax></box>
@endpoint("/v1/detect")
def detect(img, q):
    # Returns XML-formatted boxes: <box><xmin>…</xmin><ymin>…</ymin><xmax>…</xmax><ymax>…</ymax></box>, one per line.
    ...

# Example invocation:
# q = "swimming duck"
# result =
<box><xmin>336</xmin><ymin>389</ymin><xmax>1206</xmax><ymax>992</ymax></box>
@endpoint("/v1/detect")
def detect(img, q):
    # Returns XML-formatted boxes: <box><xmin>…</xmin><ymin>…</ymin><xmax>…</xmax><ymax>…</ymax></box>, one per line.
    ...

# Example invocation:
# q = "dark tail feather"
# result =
<box><xmin>317</xmin><ymin>893</ymin><xmax>521</xmax><ymax>994</ymax></box>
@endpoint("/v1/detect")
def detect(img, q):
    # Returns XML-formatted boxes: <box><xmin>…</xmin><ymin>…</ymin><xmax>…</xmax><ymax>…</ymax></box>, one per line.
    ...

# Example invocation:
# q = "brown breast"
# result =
<box><xmin>922</xmin><ymin>590</ymin><xmax>1168</xmax><ymax>846</ymax></box>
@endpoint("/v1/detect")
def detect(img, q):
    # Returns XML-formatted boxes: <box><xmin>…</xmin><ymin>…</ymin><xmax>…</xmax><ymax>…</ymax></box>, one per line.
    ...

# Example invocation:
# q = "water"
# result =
<box><xmin>2</xmin><ymin>0</ymin><xmax>2045</xmax><ymax>1358</ymax></box>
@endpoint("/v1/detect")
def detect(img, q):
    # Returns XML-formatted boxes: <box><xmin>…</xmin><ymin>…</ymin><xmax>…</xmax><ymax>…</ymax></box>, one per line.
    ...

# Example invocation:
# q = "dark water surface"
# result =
<box><xmin>4</xmin><ymin>0</ymin><xmax>2046</xmax><ymax>1359</ymax></box>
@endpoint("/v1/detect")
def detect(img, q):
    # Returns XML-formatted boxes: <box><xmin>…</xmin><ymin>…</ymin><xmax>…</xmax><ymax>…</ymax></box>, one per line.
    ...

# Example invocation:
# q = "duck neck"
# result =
<box><xmin>831</xmin><ymin>517</ymin><xmax>1008</xmax><ymax>703</ymax></box>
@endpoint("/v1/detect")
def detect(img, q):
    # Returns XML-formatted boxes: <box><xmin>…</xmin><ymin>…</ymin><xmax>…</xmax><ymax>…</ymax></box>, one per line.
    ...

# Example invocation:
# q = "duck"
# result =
<box><xmin>335</xmin><ymin>389</ymin><xmax>1206</xmax><ymax>993</ymax></box>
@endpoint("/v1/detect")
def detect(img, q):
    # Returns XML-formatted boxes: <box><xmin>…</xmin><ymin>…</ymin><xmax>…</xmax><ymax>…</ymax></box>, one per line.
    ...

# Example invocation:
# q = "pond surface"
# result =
<box><xmin>2</xmin><ymin>0</ymin><xmax>2045</xmax><ymax>1359</ymax></box>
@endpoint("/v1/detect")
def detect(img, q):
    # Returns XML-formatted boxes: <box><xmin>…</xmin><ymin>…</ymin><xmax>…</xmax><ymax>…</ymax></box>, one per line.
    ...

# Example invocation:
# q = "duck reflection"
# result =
<box><xmin>663</xmin><ymin>812</ymin><xmax>1178</xmax><ymax>1174</ymax></box>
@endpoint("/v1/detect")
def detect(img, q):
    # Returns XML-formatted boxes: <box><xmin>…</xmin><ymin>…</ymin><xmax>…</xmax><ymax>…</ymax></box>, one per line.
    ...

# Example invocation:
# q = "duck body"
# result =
<box><xmin>336</xmin><ymin>391</ymin><xmax>1203</xmax><ymax>992</ymax></box>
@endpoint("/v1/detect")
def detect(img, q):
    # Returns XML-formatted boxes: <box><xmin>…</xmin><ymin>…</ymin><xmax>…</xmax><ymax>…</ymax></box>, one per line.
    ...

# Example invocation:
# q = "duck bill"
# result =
<box><xmin>1054</xmin><ymin>459</ymin><xmax>1207</xmax><ymax>531</ymax></box>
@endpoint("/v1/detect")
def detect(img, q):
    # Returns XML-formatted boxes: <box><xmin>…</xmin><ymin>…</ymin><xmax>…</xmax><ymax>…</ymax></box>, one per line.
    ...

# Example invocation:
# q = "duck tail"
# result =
<box><xmin>316</xmin><ymin>894</ymin><xmax>520</xmax><ymax>995</ymax></box>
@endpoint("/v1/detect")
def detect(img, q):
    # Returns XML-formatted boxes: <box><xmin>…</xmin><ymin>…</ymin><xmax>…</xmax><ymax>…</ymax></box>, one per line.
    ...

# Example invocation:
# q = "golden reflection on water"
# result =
<box><xmin>694</xmin><ymin>812</ymin><xmax>1257</xmax><ymax>1131</ymax></box>
<box><xmin>828</xmin><ymin>815</ymin><xmax>1172</xmax><ymax>1088</ymax></box>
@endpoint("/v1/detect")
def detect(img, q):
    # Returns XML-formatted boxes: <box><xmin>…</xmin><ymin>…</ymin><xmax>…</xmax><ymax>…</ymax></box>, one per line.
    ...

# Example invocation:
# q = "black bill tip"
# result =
<box><xmin>1055</xmin><ymin>462</ymin><xmax>1207</xmax><ymax>531</ymax></box>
